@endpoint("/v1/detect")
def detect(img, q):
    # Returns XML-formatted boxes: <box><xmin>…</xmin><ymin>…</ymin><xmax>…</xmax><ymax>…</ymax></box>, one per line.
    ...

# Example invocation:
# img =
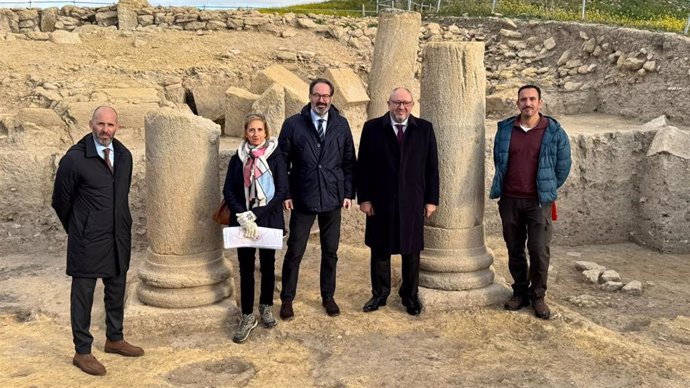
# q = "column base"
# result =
<box><xmin>125</xmin><ymin>285</ymin><xmax>239</xmax><ymax>336</ymax></box>
<box><xmin>418</xmin><ymin>278</ymin><xmax>512</xmax><ymax>311</ymax></box>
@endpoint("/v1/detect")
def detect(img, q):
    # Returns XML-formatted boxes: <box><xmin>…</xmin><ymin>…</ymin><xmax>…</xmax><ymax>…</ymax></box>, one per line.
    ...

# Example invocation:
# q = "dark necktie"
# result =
<box><xmin>103</xmin><ymin>148</ymin><xmax>113</xmax><ymax>173</ymax></box>
<box><xmin>317</xmin><ymin>119</ymin><xmax>325</xmax><ymax>142</ymax></box>
<box><xmin>395</xmin><ymin>124</ymin><xmax>404</xmax><ymax>144</ymax></box>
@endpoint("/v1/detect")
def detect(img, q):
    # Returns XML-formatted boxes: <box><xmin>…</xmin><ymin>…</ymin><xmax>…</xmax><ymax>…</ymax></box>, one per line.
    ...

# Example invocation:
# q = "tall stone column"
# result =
<box><xmin>367</xmin><ymin>10</ymin><xmax>420</xmax><ymax>119</ymax></box>
<box><xmin>419</xmin><ymin>42</ymin><xmax>511</xmax><ymax>308</ymax></box>
<box><xmin>137</xmin><ymin>108</ymin><xmax>233</xmax><ymax>308</ymax></box>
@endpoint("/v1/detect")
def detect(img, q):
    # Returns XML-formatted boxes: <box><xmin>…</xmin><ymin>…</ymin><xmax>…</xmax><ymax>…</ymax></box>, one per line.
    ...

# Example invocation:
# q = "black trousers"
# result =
<box><xmin>281</xmin><ymin>207</ymin><xmax>341</xmax><ymax>301</ymax></box>
<box><xmin>237</xmin><ymin>247</ymin><xmax>276</xmax><ymax>315</ymax></box>
<box><xmin>370</xmin><ymin>250</ymin><xmax>421</xmax><ymax>301</ymax></box>
<box><xmin>70</xmin><ymin>274</ymin><xmax>126</xmax><ymax>354</ymax></box>
<box><xmin>498</xmin><ymin>196</ymin><xmax>553</xmax><ymax>299</ymax></box>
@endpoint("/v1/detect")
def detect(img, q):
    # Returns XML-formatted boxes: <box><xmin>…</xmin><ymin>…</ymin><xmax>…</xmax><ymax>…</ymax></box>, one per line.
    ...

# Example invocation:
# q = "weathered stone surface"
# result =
<box><xmin>17</xmin><ymin>108</ymin><xmax>64</xmax><ymax>128</ymax></box>
<box><xmin>582</xmin><ymin>38</ymin><xmax>596</xmax><ymax>53</ymax></box>
<box><xmin>250</xmin><ymin>64</ymin><xmax>308</xmax><ymax>119</ymax></box>
<box><xmin>574</xmin><ymin>261</ymin><xmax>606</xmax><ymax>271</ymax></box>
<box><xmin>646</xmin><ymin>125</ymin><xmax>690</xmax><ymax>159</ymax></box>
<box><xmin>322</xmin><ymin>67</ymin><xmax>369</xmax><ymax>108</ymax></box>
<box><xmin>95</xmin><ymin>11</ymin><xmax>118</xmax><ymax>27</ymax></box>
<box><xmin>251</xmin><ymin>83</ymin><xmax>285</xmax><ymax>138</ymax></box>
<box><xmin>599</xmin><ymin>281</ymin><xmax>623</xmax><ymax>292</ymax></box>
<box><xmin>368</xmin><ymin>10</ymin><xmax>420</xmax><ymax>119</ymax></box>
<box><xmin>26</xmin><ymin>31</ymin><xmax>50</xmax><ymax>40</ymax></box>
<box><xmin>224</xmin><ymin>87</ymin><xmax>259</xmax><ymax>137</ymax></box>
<box><xmin>138</xmin><ymin>108</ymin><xmax>233</xmax><ymax>308</ymax></box>
<box><xmin>39</xmin><ymin>8</ymin><xmax>58</xmax><ymax>32</ymax></box>
<box><xmin>296</xmin><ymin>17</ymin><xmax>317</xmax><ymax>29</ymax></box>
<box><xmin>642</xmin><ymin>115</ymin><xmax>670</xmax><ymax>129</ymax></box>
<box><xmin>557</xmin><ymin>49</ymin><xmax>571</xmax><ymax>66</ymax></box>
<box><xmin>49</xmin><ymin>30</ymin><xmax>81</xmax><ymax>44</ymax></box>
<box><xmin>619</xmin><ymin>57</ymin><xmax>646</xmax><ymax>71</ymax></box>
<box><xmin>191</xmin><ymin>83</ymin><xmax>231</xmax><ymax>123</ymax></box>
<box><xmin>622</xmin><ymin>280</ymin><xmax>643</xmax><ymax>295</ymax></box>
<box><xmin>634</xmin><ymin>126</ymin><xmax>690</xmax><ymax>252</ymax></box>
<box><xmin>419</xmin><ymin>41</ymin><xmax>509</xmax><ymax>307</ymax></box>
<box><xmin>118</xmin><ymin>0</ymin><xmax>149</xmax><ymax>31</ymax></box>
<box><xmin>600</xmin><ymin>270</ymin><xmax>621</xmax><ymax>283</ymax></box>
<box><xmin>499</xmin><ymin>28</ymin><xmax>521</xmax><ymax>39</ymax></box>
<box><xmin>543</xmin><ymin>37</ymin><xmax>556</xmax><ymax>50</ymax></box>
<box><xmin>582</xmin><ymin>269</ymin><xmax>602</xmax><ymax>284</ymax></box>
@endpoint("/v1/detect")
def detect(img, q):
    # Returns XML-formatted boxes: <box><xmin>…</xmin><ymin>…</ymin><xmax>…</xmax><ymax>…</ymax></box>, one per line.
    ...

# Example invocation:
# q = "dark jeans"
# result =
<box><xmin>281</xmin><ymin>207</ymin><xmax>341</xmax><ymax>301</ymax></box>
<box><xmin>71</xmin><ymin>274</ymin><xmax>126</xmax><ymax>354</ymax></box>
<box><xmin>237</xmin><ymin>247</ymin><xmax>276</xmax><ymax>315</ymax></box>
<box><xmin>370</xmin><ymin>250</ymin><xmax>420</xmax><ymax>301</ymax></box>
<box><xmin>498</xmin><ymin>196</ymin><xmax>553</xmax><ymax>299</ymax></box>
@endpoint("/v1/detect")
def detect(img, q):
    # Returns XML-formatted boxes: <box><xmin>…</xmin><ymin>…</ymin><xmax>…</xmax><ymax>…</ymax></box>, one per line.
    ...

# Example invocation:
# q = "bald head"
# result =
<box><xmin>90</xmin><ymin>106</ymin><xmax>119</xmax><ymax>147</ymax></box>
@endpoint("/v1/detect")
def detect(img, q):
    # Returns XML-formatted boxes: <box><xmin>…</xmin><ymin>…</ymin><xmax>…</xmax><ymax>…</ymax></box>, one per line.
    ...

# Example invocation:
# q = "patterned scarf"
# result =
<box><xmin>238</xmin><ymin>137</ymin><xmax>278</xmax><ymax>209</ymax></box>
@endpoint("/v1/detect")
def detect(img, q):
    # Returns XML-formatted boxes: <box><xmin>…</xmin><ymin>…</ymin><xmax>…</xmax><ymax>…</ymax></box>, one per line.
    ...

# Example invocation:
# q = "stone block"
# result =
<box><xmin>17</xmin><ymin>108</ymin><xmax>64</xmax><ymax>128</ymax></box>
<box><xmin>249</xmin><ymin>65</ymin><xmax>308</xmax><ymax>117</ymax></box>
<box><xmin>622</xmin><ymin>280</ymin><xmax>643</xmax><ymax>295</ymax></box>
<box><xmin>582</xmin><ymin>269</ymin><xmax>601</xmax><ymax>284</ymax></box>
<box><xmin>600</xmin><ymin>269</ymin><xmax>621</xmax><ymax>283</ymax></box>
<box><xmin>191</xmin><ymin>83</ymin><xmax>230</xmax><ymax>124</ymax></box>
<box><xmin>224</xmin><ymin>87</ymin><xmax>259</xmax><ymax>137</ymax></box>
<box><xmin>40</xmin><ymin>8</ymin><xmax>58</xmax><ymax>32</ymax></box>
<box><xmin>322</xmin><ymin>68</ymin><xmax>369</xmax><ymax>108</ymax></box>
<box><xmin>251</xmin><ymin>83</ymin><xmax>285</xmax><ymax>138</ymax></box>
<box><xmin>598</xmin><ymin>281</ymin><xmax>623</xmax><ymax>292</ymax></box>
<box><xmin>50</xmin><ymin>30</ymin><xmax>81</xmax><ymax>44</ymax></box>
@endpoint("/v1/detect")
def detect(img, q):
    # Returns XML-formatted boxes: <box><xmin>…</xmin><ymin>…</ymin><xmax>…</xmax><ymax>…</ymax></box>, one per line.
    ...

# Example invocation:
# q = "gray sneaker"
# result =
<box><xmin>232</xmin><ymin>314</ymin><xmax>258</xmax><ymax>344</ymax></box>
<box><xmin>259</xmin><ymin>304</ymin><xmax>277</xmax><ymax>328</ymax></box>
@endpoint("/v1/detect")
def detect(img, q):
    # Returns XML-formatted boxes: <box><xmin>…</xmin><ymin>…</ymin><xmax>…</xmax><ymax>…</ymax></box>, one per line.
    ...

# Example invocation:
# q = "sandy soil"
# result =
<box><xmin>1</xmin><ymin>235</ymin><xmax>689</xmax><ymax>387</ymax></box>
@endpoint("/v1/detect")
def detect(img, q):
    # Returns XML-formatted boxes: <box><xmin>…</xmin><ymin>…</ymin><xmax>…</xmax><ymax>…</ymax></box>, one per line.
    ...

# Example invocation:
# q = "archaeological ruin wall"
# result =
<box><xmin>1</xmin><ymin>5</ymin><xmax>689</xmax><ymax>255</ymax></box>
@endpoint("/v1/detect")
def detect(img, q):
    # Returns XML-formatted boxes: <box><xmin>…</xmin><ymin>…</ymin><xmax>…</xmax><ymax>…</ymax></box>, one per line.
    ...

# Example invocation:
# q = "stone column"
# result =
<box><xmin>137</xmin><ymin>108</ymin><xmax>233</xmax><ymax>308</ymax></box>
<box><xmin>367</xmin><ymin>10</ymin><xmax>420</xmax><ymax>119</ymax></box>
<box><xmin>419</xmin><ymin>42</ymin><xmax>511</xmax><ymax>308</ymax></box>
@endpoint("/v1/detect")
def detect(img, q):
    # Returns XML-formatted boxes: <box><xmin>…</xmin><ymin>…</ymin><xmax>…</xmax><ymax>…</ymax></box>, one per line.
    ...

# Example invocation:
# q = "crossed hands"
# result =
<box><xmin>236</xmin><ymin>211</ymin><xmax>258</xmax><ymax>239</ymax></box>
<box><xmin>358</xmin><ymin>201</ymin><xmax>437</xmax><ymax>218</ymax></box>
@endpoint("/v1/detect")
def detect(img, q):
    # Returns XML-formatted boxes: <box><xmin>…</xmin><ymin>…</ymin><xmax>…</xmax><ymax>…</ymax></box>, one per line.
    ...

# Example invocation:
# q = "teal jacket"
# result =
<box><xmin>489</xmin><ymin>115</ymin><xmax>572</xmax><ymax>204</ymax></box>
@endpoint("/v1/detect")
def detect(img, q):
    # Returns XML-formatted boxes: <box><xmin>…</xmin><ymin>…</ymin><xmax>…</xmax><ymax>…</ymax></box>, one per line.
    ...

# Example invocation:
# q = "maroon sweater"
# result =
<box><xmin>503</xmin><ymin>116</ymin><xmax>548</xmax><ymax>199</ymax></box>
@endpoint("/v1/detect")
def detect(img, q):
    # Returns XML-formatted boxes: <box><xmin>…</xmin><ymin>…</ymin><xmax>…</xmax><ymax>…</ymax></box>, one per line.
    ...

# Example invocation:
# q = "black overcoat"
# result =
<box><xmin>223</xmin><ymin>144</ymin><xmax>288</xmax><ymax>230</ymax></box>
<box><xmin>52</xmin><ymin>133</ymin><xmax>133</xmax><ymax>278</ymax></box>
<box><xmin>278</xmin><ymin>104</ymin><xmax>356</xmax><ymax>213</ymax></box>
<box><xmin>356</xmin><ymin>114</ymin><xmax>440</xmax><ymax>255</ymax></box>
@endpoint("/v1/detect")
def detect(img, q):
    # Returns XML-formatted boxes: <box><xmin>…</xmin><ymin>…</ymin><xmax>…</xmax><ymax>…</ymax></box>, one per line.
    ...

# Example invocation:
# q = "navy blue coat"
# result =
<box><xmin>223</xmin><ymin>145</ymin><xmax>288</xmax><ymax>230</ymax></box>
<box><xmin>357</xmin><ymin>114</ymin><xmax>440</xmax><ymax>255</ymax></box>
<box><xmin>489</xmin><ymin>115</ymin><xmax>572</xmax><ymax>204</ymax></box>
<box><xmin>52</xmin><ymin>134</ymin><xmax>133</xmax><ymax>278</ymax></box>
<box><xmin>278</xmin><ymin>104</ymin><xmax>356</xmax><ymax>213</ymax></box>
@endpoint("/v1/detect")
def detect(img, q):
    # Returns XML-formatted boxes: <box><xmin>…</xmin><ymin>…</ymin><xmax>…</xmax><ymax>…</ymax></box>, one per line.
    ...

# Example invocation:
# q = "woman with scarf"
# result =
<box><xmin>223</xmin><ymin>113</ymin><xmax>288</xmax><ymax>344</ymax></box>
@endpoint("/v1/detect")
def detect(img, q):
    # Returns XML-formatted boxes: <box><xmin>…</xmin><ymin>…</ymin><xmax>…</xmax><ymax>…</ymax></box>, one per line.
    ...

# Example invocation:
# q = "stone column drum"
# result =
<box><xmin>419</xmin><ymin>42</ymin><xmax>510</xmax><ymax>308</ymax></box>
<box><xmin>367</xmin><ymin>10</ymin><xmax>420</xmax><ymax>119</ymax></box>
<box><xmin>137</xmin><ymin>108</ymin><xmax>233</xmax><ymax>308</ymax></box>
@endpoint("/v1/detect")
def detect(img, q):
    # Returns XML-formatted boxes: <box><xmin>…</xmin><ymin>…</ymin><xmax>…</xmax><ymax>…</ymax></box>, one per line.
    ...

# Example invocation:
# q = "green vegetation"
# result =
<box><xmin>266</xmin><ymin>0</ymin><xmax>690</xmax><ymax>33</ymax></box>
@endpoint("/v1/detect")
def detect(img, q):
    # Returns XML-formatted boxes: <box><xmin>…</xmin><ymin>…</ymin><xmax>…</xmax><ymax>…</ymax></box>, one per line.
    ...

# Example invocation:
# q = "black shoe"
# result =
<box><xmin>403</xmin><ymin>296</ymin><xmax>422</xmax><ymax>316</ymax></box>
<box><xmin>279</xmin><ymin>299</ymin><xmax>294</xmax><ymax>321</ymax></box>
<box><xmin>363</xmin><ymin>296</ymin><xmax>387</xmax><ymax>312</ymax></box>
<box><xmin>322</xmin><ymin>298</ymin><xmax>340</xmax><ymax>317</ymax></box>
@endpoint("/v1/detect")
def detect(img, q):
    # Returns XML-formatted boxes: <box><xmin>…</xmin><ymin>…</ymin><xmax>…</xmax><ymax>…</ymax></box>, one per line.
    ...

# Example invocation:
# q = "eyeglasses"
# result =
<box><xmin>311</xmin><ymin>93</ymin><xmax>332</xmax><ymax>100</ymax></box>
<box><xmin>389</xmin><ymin>100</ymin><xmax>413</xmax><ymax>107</ymax></box>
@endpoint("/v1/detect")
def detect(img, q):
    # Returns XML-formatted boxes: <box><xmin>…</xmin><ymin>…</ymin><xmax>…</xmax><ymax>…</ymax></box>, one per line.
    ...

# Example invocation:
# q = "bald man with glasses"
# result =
<box><xmin>356</xmin><ymin>87</ymin><xmax>439</xmax><ymax>316</ymax></box>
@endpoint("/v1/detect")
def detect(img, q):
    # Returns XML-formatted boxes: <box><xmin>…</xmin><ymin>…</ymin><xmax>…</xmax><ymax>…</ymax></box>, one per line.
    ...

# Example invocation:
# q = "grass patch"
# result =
<box><xmin>264</xmin><ymin>0</ymin><xmax>690</xmax><ymax>33</ymax></box>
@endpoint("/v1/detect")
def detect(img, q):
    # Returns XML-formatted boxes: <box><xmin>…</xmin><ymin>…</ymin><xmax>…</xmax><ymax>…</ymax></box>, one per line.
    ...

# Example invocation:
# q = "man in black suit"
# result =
<box><xmin>52</xmin><ymin>106</ymin><xmax>144</xmax><ymax>376</ymax></box>
<box><xmin>356</xmin><ymin>87</ymin><xmax>440</xmax><ymax>316</ymax></box>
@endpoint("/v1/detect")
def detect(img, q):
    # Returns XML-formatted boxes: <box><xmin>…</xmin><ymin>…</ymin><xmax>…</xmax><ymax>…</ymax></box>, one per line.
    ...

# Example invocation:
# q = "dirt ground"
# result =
<box><xmin>1</xmin><ymin>24</ymin><xmax>689</xmax><ymax>388</ymax></box>
<box><xmin>1</xmin><ymin>235</ymin><xmax>689</xmax><ymax>387</ymax></box>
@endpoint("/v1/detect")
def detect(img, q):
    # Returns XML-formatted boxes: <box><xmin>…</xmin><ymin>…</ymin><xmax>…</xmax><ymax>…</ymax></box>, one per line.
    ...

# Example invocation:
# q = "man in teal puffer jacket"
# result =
<box><xmin>489</xmin><ymin>85</ymin><xmax>571</xmax><ymax>319</ymax></box>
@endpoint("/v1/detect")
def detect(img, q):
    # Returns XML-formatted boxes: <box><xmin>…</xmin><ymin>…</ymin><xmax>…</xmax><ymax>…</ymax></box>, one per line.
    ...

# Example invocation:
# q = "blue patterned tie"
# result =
<box><xmin>318</xmin><ymin>119</ymin><xmax>325</xmax><ymax>142</ymax></box>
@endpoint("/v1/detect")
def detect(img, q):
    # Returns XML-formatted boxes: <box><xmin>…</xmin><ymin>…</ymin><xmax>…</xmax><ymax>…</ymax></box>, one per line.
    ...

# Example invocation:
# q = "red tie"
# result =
<box><xmin>103</xmin><ymin>148</ymin><xmax>113</xmax><ymax>173</ymax></box>
<box><xmin>395</xmin><ymin>124</ymin><xmax>404</xmax><ymax>144</ymax></box>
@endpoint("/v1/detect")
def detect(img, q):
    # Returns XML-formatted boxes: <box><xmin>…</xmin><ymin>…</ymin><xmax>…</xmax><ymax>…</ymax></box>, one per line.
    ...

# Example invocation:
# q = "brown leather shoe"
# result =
<box><xmin>104</xmin><ymin>339</ymin><xmax>144</xmax><ymax>357</ymax></box>
<box><xmin>279</xmin><ymin>299</ymin><xmax>294</xmax><ymax>321</ymax></box>
<box><xmin>73</xmin><ymin>353</ymin><xmax>106</xmax><ymax>376</ymax></box>
<box><xmin>532</xmin><ymin>298</ymin><xmax>551</xmax><ymax>319</ymax></box>
<box><xmin>504</xmin><ymin>295</ymin><xmax>530</xmax><ymax>311</ymax></box>
<box><xmin>322</xmin><ymin>298</ymin><xmax>340</xmax><ymax>317</ymax></box>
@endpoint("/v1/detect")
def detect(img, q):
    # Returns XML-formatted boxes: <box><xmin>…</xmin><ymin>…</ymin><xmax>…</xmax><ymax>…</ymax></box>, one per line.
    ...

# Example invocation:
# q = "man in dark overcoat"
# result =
<box><xmin>357</xmin><ymin>87</ymin><xmax>439</xmax><ymax>316</ymax></box>
<box><xmin>52</xmin><ymin>106</ymin><xmax>144</xmax><ymax>376</ymax></box>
